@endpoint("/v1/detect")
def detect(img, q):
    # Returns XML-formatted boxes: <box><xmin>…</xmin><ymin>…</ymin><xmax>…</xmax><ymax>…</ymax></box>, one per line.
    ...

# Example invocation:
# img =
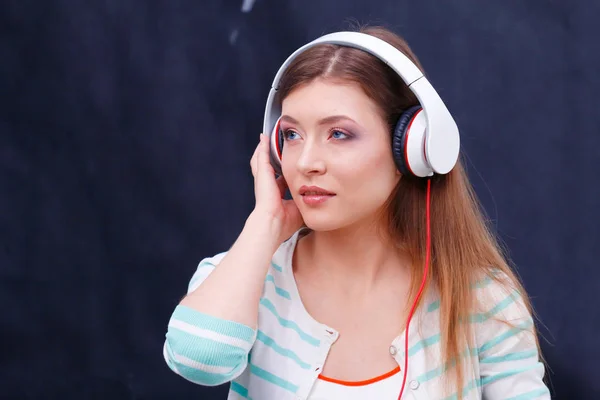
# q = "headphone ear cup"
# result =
<box><xmin>278</xmin><ymin>125</ymin><xmax>285</xmax><ymax>157</ymax></box>
<box><xmin>392</xmin><ymin>105</ymin><xmax>423</xmax><ymax>176</ymax></box>
<box><xmin>270</xmin><ymin>118</ymin><xmax>284</xmax><ymax>161</ymax></box>
<box><xmin>267</xmin><ymin>118</ymin><xmax>285</xmax><ymax>175</ymax></box>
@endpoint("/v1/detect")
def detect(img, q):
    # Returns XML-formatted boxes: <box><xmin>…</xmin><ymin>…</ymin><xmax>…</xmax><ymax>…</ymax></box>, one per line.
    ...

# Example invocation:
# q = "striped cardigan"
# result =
<box><xmin>163</xmin><ymin>229</ymin><xmax>550</xmax><ymax>399</ymax></box>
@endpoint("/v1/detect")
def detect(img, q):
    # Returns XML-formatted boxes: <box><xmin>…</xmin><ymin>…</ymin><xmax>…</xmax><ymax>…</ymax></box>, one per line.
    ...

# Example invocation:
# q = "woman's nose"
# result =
<box><xmin>295</xmin><ymin>140</ymin><xmax>326</xmax><ymax>175</ymax></box>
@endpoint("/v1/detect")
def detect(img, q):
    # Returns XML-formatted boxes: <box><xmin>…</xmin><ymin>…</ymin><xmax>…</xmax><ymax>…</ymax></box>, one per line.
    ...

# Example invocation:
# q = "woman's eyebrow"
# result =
<box><xmin>280</xmin><ymin>114</ymin><xmax>358</xmax><ymax>126</ymax></box>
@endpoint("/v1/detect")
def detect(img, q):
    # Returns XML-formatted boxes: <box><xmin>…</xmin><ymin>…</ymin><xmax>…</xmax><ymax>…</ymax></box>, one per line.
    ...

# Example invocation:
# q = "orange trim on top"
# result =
<box><xmin>317</xmin><ymin>366</ymin><xmax>401</xmax><ymax>387</ymax></box>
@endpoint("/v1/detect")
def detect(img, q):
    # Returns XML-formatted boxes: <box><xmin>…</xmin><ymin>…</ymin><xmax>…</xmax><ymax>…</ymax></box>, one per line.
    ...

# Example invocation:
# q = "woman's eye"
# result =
<box><xmin>283</xmin><ymin>130</ymin><xmax>299</xmax><ymax>140</ymax></box>
<box><xmin>283</xmin><ymin>129</ymin><xmax>350</xmax><ymax>141</ymax></box>
<box><xmin>331</xmin><ymin>130</ymin><xmax>349</xmax><ymax>140</ymax></box>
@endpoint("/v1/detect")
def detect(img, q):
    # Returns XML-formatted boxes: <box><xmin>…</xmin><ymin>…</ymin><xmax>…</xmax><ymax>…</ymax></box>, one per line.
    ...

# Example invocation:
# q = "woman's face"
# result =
<box><xmin>280</xmin><ymin>78</ymin><xmax>400</xmax><ymax>232</ymax></box>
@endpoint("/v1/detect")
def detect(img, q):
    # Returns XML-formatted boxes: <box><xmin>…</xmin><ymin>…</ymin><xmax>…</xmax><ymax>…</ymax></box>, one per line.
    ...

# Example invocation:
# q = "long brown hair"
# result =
<box><xmin>276</xmin><ymin>25</ymin><xmax>544</xmax><ymax>398</ymax></box>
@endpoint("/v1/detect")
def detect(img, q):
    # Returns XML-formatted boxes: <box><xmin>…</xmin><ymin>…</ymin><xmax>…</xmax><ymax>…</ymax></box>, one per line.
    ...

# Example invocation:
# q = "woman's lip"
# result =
<box><xmin>299</xmin><ymin>185</ymin><xmax>336</xmax><ymax>195</ymax></box>
<box><xmin>301</xmin><ymin>194</ymin><xmax>335</xmax><ymax>206</ymax></box>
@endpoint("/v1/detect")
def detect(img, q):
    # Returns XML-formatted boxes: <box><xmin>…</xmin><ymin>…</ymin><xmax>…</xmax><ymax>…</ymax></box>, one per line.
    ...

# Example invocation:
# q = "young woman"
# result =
<box><xmin>163</xmin><ymin>26</ymin><xmax>550</xmax><ymax>399</ymax></box>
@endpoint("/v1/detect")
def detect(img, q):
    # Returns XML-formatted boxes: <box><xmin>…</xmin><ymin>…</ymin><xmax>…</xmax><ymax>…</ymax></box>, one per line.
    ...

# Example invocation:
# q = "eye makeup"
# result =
<box><xmin>280</xmin><ymin>123</ymin><xmax>359</xmax><ymax>142</ymax></box>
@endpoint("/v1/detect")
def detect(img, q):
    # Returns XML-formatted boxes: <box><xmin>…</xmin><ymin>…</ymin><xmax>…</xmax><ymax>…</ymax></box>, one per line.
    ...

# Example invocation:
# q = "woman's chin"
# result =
<box><xmin>301</xmin><ymin>215</ymin><xmax>344</xmax><ymax>232</ymax></box>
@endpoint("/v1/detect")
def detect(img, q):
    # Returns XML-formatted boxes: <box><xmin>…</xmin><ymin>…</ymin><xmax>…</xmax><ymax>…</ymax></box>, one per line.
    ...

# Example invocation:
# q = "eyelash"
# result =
<box><xmin>282</xmin><ymin>128</ymin><xmax>352</xmax><ymax>141</ymax></box>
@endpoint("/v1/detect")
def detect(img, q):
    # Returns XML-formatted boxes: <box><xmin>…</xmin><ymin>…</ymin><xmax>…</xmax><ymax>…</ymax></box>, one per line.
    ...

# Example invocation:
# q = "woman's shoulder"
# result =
<box><xmin>271</xmin><ymin>227</ymin><xmax>310</xmax><ymax>266</ymax></box>
<box><xmin>468</xmin><ymin>269</ymin><xmax>544</xmax><ymax>397</ymax></box>
<box><xmin>185</xmin><ymin>251</ymin><xmax>229</xmax><ymax>293</ymax></box>
<box><xmin>471</xmin><ymin>268</ymin><xmax>533</xmax><ymax>324</ymax></box>
<box><xmin>189</xmin><ymin>228</ymin><xmax>307</xmax><ymax>287</ymax></box>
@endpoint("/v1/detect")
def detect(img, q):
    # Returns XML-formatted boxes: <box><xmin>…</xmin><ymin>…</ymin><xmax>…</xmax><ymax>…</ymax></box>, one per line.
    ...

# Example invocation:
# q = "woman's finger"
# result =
<box><xmin>256</xmin><ymin>134</ymin><xmax>274</xmax><ymax>178</ymax></box>
<box><xmin>250</xmin><ymin>135</ymin><xmax>261</xmax><ymax>178</ymax></box>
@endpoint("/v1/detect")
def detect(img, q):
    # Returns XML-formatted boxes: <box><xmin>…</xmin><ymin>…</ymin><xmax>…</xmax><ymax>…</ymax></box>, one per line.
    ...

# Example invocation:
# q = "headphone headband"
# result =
<box><xmin>263</xmin><ymin>31</ymin><xmax>460</xmax><ymax>177</ymax></box>
<box><xmin>271</xmin><ymin>32</ymin><xmax>424</xmax><ymax>88</ymax></box>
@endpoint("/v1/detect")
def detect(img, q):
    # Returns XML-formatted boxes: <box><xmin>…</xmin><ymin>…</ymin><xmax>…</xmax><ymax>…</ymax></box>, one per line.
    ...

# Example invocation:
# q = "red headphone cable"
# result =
<box><xmin>397</xmin><ymin>177</ymin><xmax>432</xmax><ymax>399</ymax></box>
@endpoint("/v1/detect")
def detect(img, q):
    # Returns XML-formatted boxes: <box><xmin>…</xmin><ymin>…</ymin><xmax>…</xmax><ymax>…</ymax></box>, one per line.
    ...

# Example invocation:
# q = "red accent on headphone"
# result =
<box><xmin>275</xmin><ymin>118</ymin><xmax>283</xmax><ymax>160</ymax></box>
<box><xmin>402</xmin><ymin>109</ymin><xmax>422</xmax><ymax>177</ymax></box>
<box><xmin>397</xmin><ymin>178</ymin><xmax>431</xmax><ymax>399</ymax></box>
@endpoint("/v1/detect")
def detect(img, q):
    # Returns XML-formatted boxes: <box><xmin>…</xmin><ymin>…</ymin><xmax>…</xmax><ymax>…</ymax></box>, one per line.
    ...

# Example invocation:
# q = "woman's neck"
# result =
<box><xmin>296</xmin><ymin>222</ymin><xmax>411</xmax><ymax>299</ymax></box>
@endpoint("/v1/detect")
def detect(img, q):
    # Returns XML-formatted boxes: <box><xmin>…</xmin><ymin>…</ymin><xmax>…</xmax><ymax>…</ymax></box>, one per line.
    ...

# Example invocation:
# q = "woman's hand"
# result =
<box><xmin>249</xmin><ymin>134</ymin><xmax>304</xmax><ymax>242</ymax></box>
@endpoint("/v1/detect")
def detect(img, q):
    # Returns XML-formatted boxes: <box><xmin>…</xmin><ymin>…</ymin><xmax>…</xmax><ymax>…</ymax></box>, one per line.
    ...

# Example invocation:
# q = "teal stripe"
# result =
<box><xmin>249</xmin><ymin>362</ymin><xmax>299</xmax><ymax>393</ymax></box>
<box><xmin>469</xmin><ymin>290</ymin><xmax>518</xmax><ymax>323</ymax></box>
<box><xmin>174</xmin><ymin>362</ymin><xmax>243</xmax><ymax>386</ymax></box>
<box><xmin>505</xmin><ymin>387</ymin><xmax>550</xmax><ymax>400</ymax></box>
<box><xmin>473</xmin><ymin>275</ymin><xmax>493</xmax><ymax>288</ymax></box>
<box><xmin>426</xmin><ymin>275</ymin><xmax>499</xmax><ymax>314</ymax></box>
<box><xmin>444</xmin><ymin>364</ymin><xmax>545</xmax><ymax>400</ymax></box>
<box><xmin>264</xmin><ymin>275</ymin><xmax>291</xmax><ymax>300</ymax></box>
<box><xmin>166</xmin><ymin>328</ymin><xmax>249</xmax><ymax>368</ymax></box>
<box><xmin>414</xmin><ymin>346</ymin><xmax>477</xmax><ymax>383</ymax></box>
<box><xmin>441</xmin><ymin>378</ymin><xmax>481</xmax><ymax>400</ymax></box>
<box><xmin>259</xmin><ymin>298</ymin><xmax>321</xmax><ymax>347</ymax></box>
<box><xmin>408</xmin><ymin>333</ymin><xmax>440</xmax><ymax>356</ymax></box>
<box><xmin>415</xmin><ymin>360</ymin><xmax>454</xmax><ymax>383</ymax></box>
<box><xmin>230</xmin><ymin>381</ymin><xmax>251</xmax><ymax>398</ymax></box>
<box><xmin>427</xmin><ymin>300</ymin><xmax>440</xmax><ymax>313</ymax></box>
<box><xmin>480</xmin><ymin>349</ymin><xmax>537</xmax><ymax>364</ymax></box>
<box><xmin>188</xmin><ymin>262</ymin><xmax>215</xmax><ymax>289</ymax></box>
<box><xmin>172</xmin><ymin>305</ymin><xmax>256</xmax><ymax>343</ymax></box>
<box><xmin>198</xmin><ymin>261</ymin><xmax>216</xmax><ymax>268</ymax></box>
<box><xmin>478</xmin><ymin>319</ymin><xmax>533</xmax><ymax>354</ymax></box>
<box><xmin>271</xmin><ymin>262</ymin><xmax>283</xmax><ymax>272</ymax></box>
<box><xmin>480</xmin><ymin>364</ymin><xmax>541</xmax><ymax>386</ymax></box>
<box><xmin>426</xmin><ymin>273</ymin><xmax>498</xmax><ymax>315</ymax></box>
<box><xmin>442</xmin><ymin>337</ymin><xmax>541</xmax><ymax>400</ymax></box>
<box><xmin>256</xmin><ymin>330</ymin><xmax>311</xmax><ymax>369</ymax></box>
<box><xmin>164</xmin><ymin>341</ymin><xmax>179</xmax><ymax>372</ymax></box>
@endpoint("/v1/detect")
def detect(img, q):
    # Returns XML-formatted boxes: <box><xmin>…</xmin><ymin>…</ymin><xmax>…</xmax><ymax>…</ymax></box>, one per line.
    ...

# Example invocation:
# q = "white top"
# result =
<box><xmin>308</xmin><ymin>368</ymin><xmax>403</xmax><ymax>400</ymax></box>
<box><xmin>164</xmin><ymin>229</ymin><xmax>550</xmax><ymax>399</ymax></box>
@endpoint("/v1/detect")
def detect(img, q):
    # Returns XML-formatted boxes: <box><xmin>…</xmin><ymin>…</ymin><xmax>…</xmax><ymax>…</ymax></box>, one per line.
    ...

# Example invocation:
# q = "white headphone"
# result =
<box><xmin>262</xmin><ymin>31</ymin><xmax>460</xmax><ymax>178</ymax></box>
